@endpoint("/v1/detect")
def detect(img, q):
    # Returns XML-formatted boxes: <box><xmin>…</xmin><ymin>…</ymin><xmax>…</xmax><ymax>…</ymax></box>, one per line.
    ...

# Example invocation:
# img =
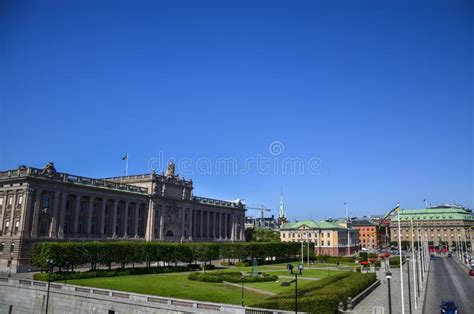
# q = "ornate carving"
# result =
<box><xmin>40</xmin><ymin>162</ymin><xmax>57</xmax><ymax>177</ymax></box>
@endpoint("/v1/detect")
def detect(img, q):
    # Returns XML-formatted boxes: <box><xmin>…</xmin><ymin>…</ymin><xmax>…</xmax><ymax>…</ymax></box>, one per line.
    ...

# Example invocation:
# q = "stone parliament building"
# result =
<box><xmin>0</xmin><ymin>162</ymin><xmax>246</xmax><ymax>273</ymax></box>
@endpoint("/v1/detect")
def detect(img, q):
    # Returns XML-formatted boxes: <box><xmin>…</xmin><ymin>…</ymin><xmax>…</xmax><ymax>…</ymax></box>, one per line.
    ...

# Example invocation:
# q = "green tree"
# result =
<box><xmin>247</xmin><ymin>227</ymin><xmax>281</xmax><ymax>242</ymax></box>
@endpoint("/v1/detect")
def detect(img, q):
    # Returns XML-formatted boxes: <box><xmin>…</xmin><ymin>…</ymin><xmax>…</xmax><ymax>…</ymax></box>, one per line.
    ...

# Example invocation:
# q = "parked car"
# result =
<box><xmin>447</xmin><ymin>252</ymin><xmax>452</xmax><ymax>257</ymax></box>
<box><xmin>440</xmin><ymin>301</ymin><xmax>458</xmax><ymax>314</ymax></box>
<box><xmin>431</xmin><ymin>255</ymin><xmax>436</xmax><ymax>260</ymax></box>
<box><xmin>469</xmin><ymin>269</ymin><xmax>474</xmax><ymax>276</ymax></box>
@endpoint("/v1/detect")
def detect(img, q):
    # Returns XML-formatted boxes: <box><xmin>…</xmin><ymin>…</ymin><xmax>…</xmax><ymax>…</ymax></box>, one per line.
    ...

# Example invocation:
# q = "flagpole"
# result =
<box><xmin>345</xmin><ymin>202</ymin><xmax>350</xmax><ymax>256</ymax></box>
<box><xmin>397</xmin><ymin>203</ymin><xmax>405</xmax><ymax>314</ymax></box>
<box><xmin>416</xmin><ymin>223</ymin><xmax>423</xmax><ymax>285</ymax></box>
<box><xmin>125</xmin><ymin>154</ymin><xmax>129</xmax><ymax>176</ymax></box>
<box><xmin>410</xmin><ymin>219</ymin><xmax>417</xmax><ymax>309</ymax></box>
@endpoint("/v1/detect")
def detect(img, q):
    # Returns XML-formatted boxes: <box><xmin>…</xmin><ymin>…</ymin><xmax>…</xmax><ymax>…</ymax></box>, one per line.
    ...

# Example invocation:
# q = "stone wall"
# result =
<box><xmin>0</xmin><ymin>276</ymin><xmax>288</xmax><ymax>314</ymax></box>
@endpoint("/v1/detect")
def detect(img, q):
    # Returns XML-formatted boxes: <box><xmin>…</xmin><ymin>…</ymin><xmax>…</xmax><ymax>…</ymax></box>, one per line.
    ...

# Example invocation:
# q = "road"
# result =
<box><xmin>424</xmin><ymin>256</ymin><xmax>474</xmax><ymax>314</ymax></box>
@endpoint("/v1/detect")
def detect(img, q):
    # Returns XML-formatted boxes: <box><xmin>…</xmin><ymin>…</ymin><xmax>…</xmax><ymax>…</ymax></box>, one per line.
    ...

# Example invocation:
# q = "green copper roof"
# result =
<box><xmin>281</xmin><ymin>220</ymin><xmax>349</xmax><ymax>230</ymax></box>
<box><xmin>390</xmin><ymin>207</ymin><xmax>474</xmax><ymax>222</ymax></box>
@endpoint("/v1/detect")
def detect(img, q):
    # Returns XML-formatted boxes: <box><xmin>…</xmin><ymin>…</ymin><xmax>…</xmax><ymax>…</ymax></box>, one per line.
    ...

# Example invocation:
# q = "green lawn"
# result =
<box><xmin>245</xmin><ymin>277</ymin><xmax>314</xmax><ymax>294</ymax></box>
<box><xmin>60</xmin><ymin>263</ymin><xmax>352</xmax><ymax>306</ymax></box>
<box><xmin>63</xmin><ymin>273</ymin><xmax>265</xmax><ymax>305</ymax></box>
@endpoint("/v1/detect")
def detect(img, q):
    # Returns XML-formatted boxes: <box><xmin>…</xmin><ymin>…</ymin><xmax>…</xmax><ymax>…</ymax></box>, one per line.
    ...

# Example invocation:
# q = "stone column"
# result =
<box><xmin>49</xmin><ymin>192</ymin><xmax>60</xmax><ymax>237</ymax></box>
<box><xmin>230</xmin><ymin>214</ymin><xmax>235</xmax><ymax>241</ymax></box>
<box><xmin>134</xmin><ymin>203</ymin><xmax>140</xmax><ymax>238</ymax></box>
<box><xmin>218</xmin><ymin>213</ymin><xmax>222</xmax><ymax>240</ymax></box>
<box><xmin>240</xmin><ymin>214</ymin><xmax>245</xmax><ymax>240</ymax></box>
<box><xmin>199</xmin><ymin>211</ymin><xmax>203</xmax><ymax>239</ymax></box>
<box><xmin>99</xmin><ymin>199</ymin><xmax>106</xmax><ymax>236</ymax></box>
<box><xmin>58</xmin><ymin>193</ymin><xmax>68</xmax><ymax>238</ymax></box>
<box><xmin>8</xmin><ymin>190</ymin><xmax>18</xmax><ymax>236</ymax></box>
<box><xmin>18</xmin><ymin>189</ymin><xmax>33</xmax><ymax>238</ymax></box>
<box><xmin>188</xmin><ymin>209</ymin><xmax>193</xmax><ymax>240</ymax></box>
<box><xmin>30</xmin><ymin>189</ymin><xmax>43</xmax><ymax>238</ymax></box>
<box><xmin>86</xmin><ymin>197</ymin><xmax>94</xmax><ymax>235</ymax></box>
<box><xmin>180</xmin><ymin>207</ymin><xmax>185</xmax><ymax>241</ymax></box>
<box><xmin>73</xmin><ymin>195</ymin><xmax>81</xmax><ymax>235</ymax></box>
<box><xmin>112</xmin><ymin>200</ymin><xmax>118</xmax><ymax>238</ymax></box>
<box><xmin>224</xmin><ymin>214</ymin><xmax>228</xmax><ymax>240</ymax></box>
<box><xmin>145</xmin><ymin>199</ymin><xmax>155</xmax><ymax>241</ymax></box>
<box><xmin>211</xmin><ymin>212</ymin><xmax>215</xmax><ymax>239</ymax></box>
<box><xmin>159</xmin><ymin>211</ymin><xmax>164</xmax><ymax>240</ymax></box>
<box><xmin>123</xmin><ymin>201</ymin><xmax>129</xmax><ymax>238</ymax></box>
<box><xmin>206</xmin><ymin>211</ymin><xmax>210</xmax><ymax>239</ymax></box>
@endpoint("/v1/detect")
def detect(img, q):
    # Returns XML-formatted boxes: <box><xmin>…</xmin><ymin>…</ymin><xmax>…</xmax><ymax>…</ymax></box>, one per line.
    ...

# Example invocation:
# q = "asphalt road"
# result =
<box><xmin>424</xmin><ymin>256</ymin><xmax>474</xmax><ymax>314</ymax></box>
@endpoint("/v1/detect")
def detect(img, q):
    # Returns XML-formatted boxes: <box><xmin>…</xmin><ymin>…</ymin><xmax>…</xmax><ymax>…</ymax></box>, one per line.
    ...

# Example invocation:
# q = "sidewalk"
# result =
<box><xmin>352</xmin><ymin>261</ymin><xmax>428</xmax><ymax>314</ymax></box>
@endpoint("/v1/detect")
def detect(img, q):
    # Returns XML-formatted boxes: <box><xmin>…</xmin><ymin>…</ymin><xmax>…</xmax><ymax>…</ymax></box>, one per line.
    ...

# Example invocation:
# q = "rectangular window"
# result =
<box><xmin>43</xmin><ymin>197</ymin><xmax>50</xmax><ymax>208</ymax></box>
<box><xmin>18</xmin><ymin>195</ymin><xmax>23</xmax><ymax>205</ymax></box>
<box><xmin>8</xmin><ymin>196</ymin><xmax>13</xmax><ymax>205</ymax></box>
<box><xmin>327</xmin><ymin>232</ymin><xmax>330</xmax><ymax>238</ymax></box>
<box><xmin>0</xmin><ymin>197</ymin><xmax>3</xmax><ymax>205</ymax></box>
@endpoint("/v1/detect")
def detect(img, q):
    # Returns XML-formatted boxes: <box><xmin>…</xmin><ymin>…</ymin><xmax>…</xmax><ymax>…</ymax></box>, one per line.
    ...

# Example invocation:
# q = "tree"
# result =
<box><xmin>246</xmin><ymin>227</ymin><xmax>281</xmax><ymax>242</ymax></box>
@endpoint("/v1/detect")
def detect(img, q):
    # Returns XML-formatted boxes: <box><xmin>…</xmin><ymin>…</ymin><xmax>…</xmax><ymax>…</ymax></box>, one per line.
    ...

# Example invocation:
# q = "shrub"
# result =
<box><xmin>187</xmin><ymin>271</ymin><xmax>278</xmax><ymax>283</ymax></box>
<box><xmin>251</xmin><ymin>272</ymin><xmax>376</xmax><ymax>313</ymax></box>
<box><xmin>389</xmin><ymin>256</ymin><xmax>405</xmax><ymax>267</ymax></box>
<box><xmin>33</xmin><ymin>266</ymin><xmax>189</xmax><ymax>282</ymax></box>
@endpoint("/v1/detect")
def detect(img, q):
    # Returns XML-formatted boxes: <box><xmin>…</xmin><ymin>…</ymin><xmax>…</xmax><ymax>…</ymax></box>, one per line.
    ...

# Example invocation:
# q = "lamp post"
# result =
<box><xmin>406</xmin><ymin>258</ymin><xmax>412</xmax><ymax>314</ymax></box>
<box><xmin>240</xmin><ymin>275</ymin><xmax>244</xmax><ymax>307</ymax></box>
<box><xmin>294</xmin><ymin>273</ymin><xmax>298</xmax><ymax>313</ymax></box>
<box><xmin>45</xmin><ymin>258</ymin><xmax>54</xmax><ymax>314</ymax></box>
<box><xmin>386</xmin><ymin>271</ymin><xmax>392</xmax><ymax>314</ymax></box>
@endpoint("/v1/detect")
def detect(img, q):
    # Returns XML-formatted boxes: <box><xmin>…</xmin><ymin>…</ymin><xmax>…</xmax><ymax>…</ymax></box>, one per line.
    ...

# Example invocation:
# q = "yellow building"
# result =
<box><xmin>280</xmin><ymin>220</ymin><xmax>359</xmax><ymax>256</ymax></box>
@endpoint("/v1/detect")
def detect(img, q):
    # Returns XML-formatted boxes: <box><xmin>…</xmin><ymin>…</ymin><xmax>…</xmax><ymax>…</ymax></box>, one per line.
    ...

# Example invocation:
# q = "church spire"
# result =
<box><xmin>279</xmin><ymin>187</ymin><xmax>286</xmax><ymax>218</ymax></box>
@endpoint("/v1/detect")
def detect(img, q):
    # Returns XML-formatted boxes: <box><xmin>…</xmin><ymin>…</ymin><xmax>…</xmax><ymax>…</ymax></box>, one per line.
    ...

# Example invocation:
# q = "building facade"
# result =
<box><xmin>350</xmin><ymin>219</ymin><xmax>378</xmax><ymax>250</ymax></box>
<box><xmin>0</xmin><ymin>162</ymin><xmax>246</xmax><ymax>273</ymax></box>
<box><xmin>389</xmin><ymin>205</ymin><xmax>474</xmax><ymax>249</ymax></box>
<box><xmin>279</xmin><ymin>220</ymin><xmax>359</xmax><ymax>256</ymax></box>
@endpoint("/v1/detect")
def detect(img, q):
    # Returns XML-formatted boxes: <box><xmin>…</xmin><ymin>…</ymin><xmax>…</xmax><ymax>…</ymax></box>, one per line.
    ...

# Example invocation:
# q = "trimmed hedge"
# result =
<box><xmin>33</xmin><ymin>266</ymin><xmax>189</xmax><ymax>282</ymax></box>
<box><xmin>188</xmin><ymin>271</ymin><xmax>278</xmax><ymax>283</ymax></box>
<box><xmin>30</xmin><ymin>241</ymin><xmax>301</xmax><ymax>271</ymax></box>
<box><xmin>251</xmin><ymin>272</ymin><xmax>376</xmax><ymax>314</ymax></box>
<box><xmin>389</xmin><ymin>256</ymin><xmax>405</xmax><ymax>267</ymax></box>
<box><xmin>310</xmin><ymin>255</ymin><xmax>355</xmax><ymax>264</ymax></box>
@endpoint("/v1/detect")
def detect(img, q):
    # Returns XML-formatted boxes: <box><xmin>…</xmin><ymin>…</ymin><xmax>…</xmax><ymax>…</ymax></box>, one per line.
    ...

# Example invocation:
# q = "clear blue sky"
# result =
<box><xmin>1</xmin><ymin>0</ymin><xmax>472</xmax><ymax>220</ymax></box>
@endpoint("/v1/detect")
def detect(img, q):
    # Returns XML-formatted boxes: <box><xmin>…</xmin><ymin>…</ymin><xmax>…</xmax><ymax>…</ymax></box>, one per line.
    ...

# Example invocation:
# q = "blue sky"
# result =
<box><xmin>1</xmin><ymin>0</ymin><xmax>472</xmax><ymax>220</ymax></box>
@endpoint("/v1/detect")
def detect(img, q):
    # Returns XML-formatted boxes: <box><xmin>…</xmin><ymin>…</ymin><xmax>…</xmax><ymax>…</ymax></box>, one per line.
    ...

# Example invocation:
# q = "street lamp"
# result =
<box><xmin>294</xmin><ymin>273</ymin><xmax>298</xmax><ymax>313</ymax></box>
<box><xmin>385</xmin><ymin>271</ymin><xmax>392</xmax><ymax>314</ymax></box>
<box><xmin>45</xmin><ymin>258</ymin><xmax>54</xmax><ymax>314</ymax></box>
<box><xmin>240</xmin><ymin>274</ymin><xmax>245</xmax><ymax>307</ymax></box>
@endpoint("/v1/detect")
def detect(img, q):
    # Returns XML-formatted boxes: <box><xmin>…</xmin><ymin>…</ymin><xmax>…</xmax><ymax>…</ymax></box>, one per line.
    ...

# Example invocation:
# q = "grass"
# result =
<box><xmin>63</xmin><ymin>273</ymin><xmax>265</xmax><ymax>305</ymax></box>
<box><xmin>60</xmin><ymin>262</ymin><xmax>353</xmax><ymax>306</ymax></box>
<box><xmin>246</xmin><ymin>278</ymin><xmax>314</xmax><ymax>294</ymax></box>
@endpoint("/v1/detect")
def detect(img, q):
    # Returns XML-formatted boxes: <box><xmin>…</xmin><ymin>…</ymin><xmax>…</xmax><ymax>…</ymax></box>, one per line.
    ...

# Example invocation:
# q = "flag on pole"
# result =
<box><xmin>122</xmin><ymin>153</ymin><xmax>129</xmax><ymax>176</ymax></box>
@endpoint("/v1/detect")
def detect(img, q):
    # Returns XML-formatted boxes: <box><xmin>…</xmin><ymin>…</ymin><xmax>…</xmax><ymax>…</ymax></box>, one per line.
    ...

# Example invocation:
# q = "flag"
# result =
<box><xmin>378</xmin><ymin>205</ymin><xmax>400</xmax><ymax>227</ymax></box>
<box><xmin>122</xmin><ymin>154</ymin><xmax>128</xmax><ymax>160</ymax></box>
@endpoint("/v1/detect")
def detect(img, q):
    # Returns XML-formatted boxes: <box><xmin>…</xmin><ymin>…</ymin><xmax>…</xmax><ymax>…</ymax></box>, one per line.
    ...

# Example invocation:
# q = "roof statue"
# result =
<box><xmin>165</xmin><ymin>161</ymin><xmax>177</xmax><ymax>178</ymax></box>
<box><xmin>40</xmin><ymin>161</ymin><xmax>57</xmax><ymax>177</ymax></box>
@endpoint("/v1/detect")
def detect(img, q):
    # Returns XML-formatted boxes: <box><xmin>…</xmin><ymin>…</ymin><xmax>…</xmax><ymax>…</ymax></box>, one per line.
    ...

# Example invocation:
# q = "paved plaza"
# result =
<box><xmin>353</xmin><ymin>261</ymin><xmax>427</xmax><ymax>314</ymax></box>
